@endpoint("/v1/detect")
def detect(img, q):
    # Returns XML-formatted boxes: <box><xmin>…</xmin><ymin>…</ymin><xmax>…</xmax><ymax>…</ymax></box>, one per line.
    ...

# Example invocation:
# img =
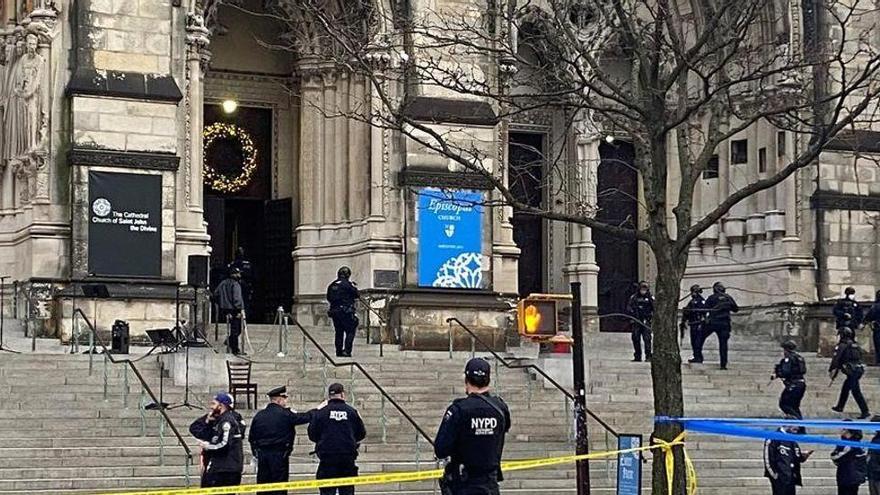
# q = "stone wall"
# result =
<box><xmin>80</xmin><ymin>0</ymin><xmax>173</xmax><ymax>74</ymax></box>
<box><xmin>72</xmin><ymin>96</ymin><xmax>178</xmax><ymax>154</ymax></box>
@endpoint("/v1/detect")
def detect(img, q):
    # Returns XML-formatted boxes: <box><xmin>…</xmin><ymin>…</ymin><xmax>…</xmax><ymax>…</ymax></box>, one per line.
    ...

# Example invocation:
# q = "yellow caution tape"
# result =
<box><xmin>94</xmin><ymin>437</ymin><xmax>693</xmax><ymax>495</ymax></box>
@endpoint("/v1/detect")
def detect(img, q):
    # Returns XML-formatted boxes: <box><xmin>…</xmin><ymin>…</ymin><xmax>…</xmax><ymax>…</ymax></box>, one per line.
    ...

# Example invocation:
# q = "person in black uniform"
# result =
<box><xmin>681</xmin><ymin>284</ymin><xmax>707</xmax><ymax>364</ymax></box>
<box><xmin>861</xmin><ymin>291</ymin><xmax>880</xmax><ymax>365</ymax></box>
<box><xmin>773</xmin><ymin>340</ymin><xmax>808</xmax><ymax>419</ymax></box>
<box><xmin>214</xmin><ymin>268</ymin><xmax>246</xmax><ymax>355</ymax></box>
<box><xmin>831</xmin><ymin>425</ymin><xmax>868</xmax><ymax>495</ymax></box>
<box><xmin>435</xmin><ymin>358</ymin><xmax>511</xmax><ymax>495</ymax></box>
<box><xmin>326</xmin><ymin>267</ymin><xmax>360</xmax><ymax>357</ymax></box>
<box><xmin>308</xmin><ymin>383</ymin><xmax>367</xmax><ymax>495</ymax></box>
<box><xmin>831</xmin><ymin>327</ymin><xmax>871</xmax><ymax>418</ymax></box>
<box><xmin>627</xmin><ymin>281</ymin><xmax>654</xmax><ymax>362</ymax></box>
<box><xmin>249</xmin><ymin>386</ymin><xmax>317</xmax><ymax>495</ymax></box>
<box><xmin>189</xmin><ymin>392</ymin><xmax>246</xmax><ymax>490</ymax></box>
<box><xmin>868</xmin><ymin>416</ymin><xmax>880</xmax><ymax>495</ymax></box>
<box><xmin>764</xmin><ymin>418</ymin><xmax>813</xmax><ymax>495</ymax></box>
<box><xmin>835</xmin><ymin>287</ymin><xmax>863</xmax><ymax>335</ymax></box>
<box><xmin>703</xmin><ymin>281</ymin><xmax>739</xmax><ymax>370</ymax></box>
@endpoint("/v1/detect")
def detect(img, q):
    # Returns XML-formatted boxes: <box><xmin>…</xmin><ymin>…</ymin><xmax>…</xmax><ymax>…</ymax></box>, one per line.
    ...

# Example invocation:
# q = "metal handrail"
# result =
<box><xmin>71</xmin><ymin>308</ymin><xmax>194</xmax><ymax>460</ymax></box>
<box><xmin>445</xmin><ymin>317</ymin><xmax>619</xmax><ymax>438</ymax></box>
<box><xmin>289</xmin><ymin>316</ymin><xmax>435</xmax><ymax>446</ymax></box>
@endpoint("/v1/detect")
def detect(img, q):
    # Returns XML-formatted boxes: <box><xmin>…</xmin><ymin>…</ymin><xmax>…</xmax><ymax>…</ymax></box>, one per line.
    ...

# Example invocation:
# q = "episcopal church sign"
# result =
<box><xmin>87</xmin><ymin>171</ymin><xmax>162</xmax><ymax>278</ymax></box>
<box><xmin>416</xmin><ymin>187</ymin><xmax>486</xmax><ymax>288</ymax></box>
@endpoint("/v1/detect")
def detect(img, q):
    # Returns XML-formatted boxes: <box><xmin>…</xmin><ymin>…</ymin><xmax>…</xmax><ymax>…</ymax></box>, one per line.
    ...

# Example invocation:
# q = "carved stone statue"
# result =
<box><xmin>0</xmin><ymin>35</ymin><xmax>15</xmax><ymax>165</ymax></box>
<box><xmin>6</xmin><ymin>33</ymin><xmax>44</xmax><ymax>160</ymax></box>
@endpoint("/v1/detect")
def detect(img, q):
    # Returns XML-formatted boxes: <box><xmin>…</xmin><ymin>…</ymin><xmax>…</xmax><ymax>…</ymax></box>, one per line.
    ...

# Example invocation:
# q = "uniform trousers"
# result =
<box><xmin>838</xmin><ymin>485</ymin><xmax>861</xmax><ymax>495</ymax></box>
<box><xmin>770</xmin><ymin>479</ymin><xmax>796</xmax><ymax>495</ymax></box>
<box><xmin>330</xmin><ymin>314</ymin><xmax>358</xmax><ymax>357</ymax></box>
<box><xmin>202</xmin><ymin>470</ymin><xmax>242</xmax><ymax>492</ymax></box>
<box><xmin>317</xmin><ymin>456</ymin><xmax>358</xmax><ymax>495</ymax></box>
<box><xmin>440</xmin><ymin>473</ymin><xmax>500</xmax><ymax>495</ymax></box>
<box><xmin>631</xmin><ymin>321</ymin><xmax>652</xmax><ymax>360</ymax></box>
<box><xmin>780</xmin><ymin>381</ymin><xmax>806</xmax><ymax>419</ymax></box>
<box><xmin>255</xmin><ymin>448</ymin><xmax>290</xmax><ymax>495</ymax></box>
<box><xmin>836</xmin><ymin>368</ymin><xmax>870</xmax><ymax>416</ymax></box>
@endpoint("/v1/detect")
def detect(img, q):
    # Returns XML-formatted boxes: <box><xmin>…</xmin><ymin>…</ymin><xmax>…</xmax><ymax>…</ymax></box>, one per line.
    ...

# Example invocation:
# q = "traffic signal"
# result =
<box><xmin>517</xmin><ymin>298</ymin><xmax>558</xmax><ymax>338</ymax></box>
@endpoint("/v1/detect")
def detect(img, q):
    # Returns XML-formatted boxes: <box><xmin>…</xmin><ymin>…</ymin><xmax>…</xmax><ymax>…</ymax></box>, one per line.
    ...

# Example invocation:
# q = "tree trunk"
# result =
<box><xmin>650</xmin><ymin>247</ymin><xmax>687</xmax><ymax>495</ymax></box>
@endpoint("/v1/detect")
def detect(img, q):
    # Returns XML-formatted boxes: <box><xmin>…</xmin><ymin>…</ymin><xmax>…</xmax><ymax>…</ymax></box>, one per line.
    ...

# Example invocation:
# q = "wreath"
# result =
<box><xmin>203</xmin><ymin>123</ymin><xmax>258</xmax><ymax>194</ymax></box>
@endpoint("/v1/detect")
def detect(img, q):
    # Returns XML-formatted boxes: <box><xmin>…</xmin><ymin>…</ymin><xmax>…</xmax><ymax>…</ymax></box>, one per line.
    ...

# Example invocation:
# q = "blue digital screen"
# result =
<box><xmin>417</xmin><ymin>188</ymin><xmax>485</xmax><ymax>288</ymax></box>
<box><xmin>617</xmin><ymin>434</ymin><xmax>642</xmax><ymax>495</ymax></box>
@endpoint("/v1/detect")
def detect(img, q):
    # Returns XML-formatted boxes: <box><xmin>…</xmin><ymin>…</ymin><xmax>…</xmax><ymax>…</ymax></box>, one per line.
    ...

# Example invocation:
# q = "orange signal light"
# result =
<box><xmin>523</xmin><ymin>304</ymin><xmax>542</xmax><ymax>334</ymax></box>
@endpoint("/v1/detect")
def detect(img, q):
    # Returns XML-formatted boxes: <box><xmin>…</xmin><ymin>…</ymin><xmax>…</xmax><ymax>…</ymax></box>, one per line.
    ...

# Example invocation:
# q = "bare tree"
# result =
<box><xmin>221</xmin><ymin>0</ymin><xmax>880</xmax><ymax>492</ymax></box>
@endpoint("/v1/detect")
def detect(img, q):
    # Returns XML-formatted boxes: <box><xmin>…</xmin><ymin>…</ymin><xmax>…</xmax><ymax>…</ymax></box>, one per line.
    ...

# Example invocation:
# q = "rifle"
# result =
<box><xmin>829</xmin><ymin>368</ymin><xmax>840</xmax><ymax>387</ymax></box>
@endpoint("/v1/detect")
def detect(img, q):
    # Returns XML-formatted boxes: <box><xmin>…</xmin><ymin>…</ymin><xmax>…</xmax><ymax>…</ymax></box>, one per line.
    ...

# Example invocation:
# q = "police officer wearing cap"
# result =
<box><xmin>326</xmin><ymin>267</ymin><xmax>360</xmax><ymax>357</ymax></box>
<box><xmin>249</xmin><ymin>386</ymin><xmax>316</xmax><ymax>495</ymax></box>
<box><xmin>189</xmin><ymin>392</ymin><xmax>246</xmax><ymax>488</ymax></box>
<box><xmin>703</xmin><ymin>281</ymin><xmax>739</xmax><ymax>369</ymax></box>
<box><xmin>308</xmin><ymin>383</ymin><xmax>367</xmax><ymax>495</ymax></box>
<box><xmin>830</xmin><ymin>328</ymin><xmax>871</xmax><ymax>418</ymax></box>
<box><xmin>763</xmin><ymin>416</ymin><xmax>813</xmax><ymax>495</ymax></box>
<box><xmin>435</xmin><ymin>358</ymin><xmax>511</xmax><ymax>495</ymax></box>
<box><xmin>773</xmin><ymin>341</ymin><xmax>807</xmax><ymax>419</ymax></box>
<box><xmin>627</xmin><ymin>281</ymin><xmax>654</xmax><ymax>362</ymax></box>
<box><xmin>681</xmin><ymin>284</ymin><xmax>707</xmax><ymax>364</ymax></box>
<box><xmin>834</xmin><ymin>287</ymin><xmax>863</xmax><ymax>333</ymax></box>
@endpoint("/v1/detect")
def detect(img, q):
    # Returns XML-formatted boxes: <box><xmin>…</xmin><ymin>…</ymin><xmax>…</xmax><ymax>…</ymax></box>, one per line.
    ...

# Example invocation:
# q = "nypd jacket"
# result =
<box><xmin>434</xmin><ymin>392</ymin><xmax>511</xmax><ymax>479</ymax></box>
<box><xmin>774</xmin><ymin>352</ymin><xmax>806</xmax><ymax>383</ymax></box>
<box><xmin>830</xmin><ymin>340</ymin><xmax>865</xmax><ymax>376</ymax></box>
<box><xmin>627</xmin><ymin>293</ymin><xmax>654</xmax><ymax>322</ymax></box>
<box><xmin>763</xmin><ymin>434</ymin><xmax>807</xmax><ymax>486</ymax></box>
<box><xmin>834</xmin><ymin>297</ymin><xmax>863</xmax><ymax>330</ymax></box>
<box><xmin>249</xmin><ymin>403</ymin><xmax>313</xmax><ymax>455</ymax></box>
<box><xmin>326</xmin><ymin>278</ymin><xmax>359</xmax><ymax>317</ymax></box>
<box><xmin>189</xmin><ymin>410</ymin><xmax>245</xmax><ymax>474</ymax></box>
<box><xmin>704</xmin><ymin>292</ymin><xmax>739</xmax><ymax>328</ymax></box>
<box><xmin>869</xmin><ymin>433</ymin><xmax>880</xmax><ymax>481</ymax></box>
<box><xmin>680</xmin><ymin>295</ymin><xmax>706</xmax><ymax>327</ymax></box>
<box><xmin>307</xmin><ymin>399</ymin><xmax>366</xmax><ymax>459</ymax></box>
<box><xmin>831</xmin><ymin>445</ymin><xmax>868</xmax><ymax>486</ymax></box>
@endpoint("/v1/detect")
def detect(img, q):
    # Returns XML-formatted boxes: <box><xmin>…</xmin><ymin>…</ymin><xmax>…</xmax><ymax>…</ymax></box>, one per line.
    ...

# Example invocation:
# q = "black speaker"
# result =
<box><xmin>187</xmin><ymin>255</ymin><xmax>209</xmax><ymax>288</ymax></box>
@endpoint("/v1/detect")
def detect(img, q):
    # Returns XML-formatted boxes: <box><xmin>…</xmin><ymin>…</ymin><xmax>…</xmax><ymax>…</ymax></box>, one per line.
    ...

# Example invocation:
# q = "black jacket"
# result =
<box><xmin>326</xmin><ymin>278</ymin><xmax>359</xmax><ymax>317</ymax></box>
<box><xmin>308</xmin><ymin>399</ymin><xmax>366</xmax><ymax>459</ymax></box>
<box><xmin>704</xmin><ymin>292</ymin><xmax>739</xmax><ymax>328</ymax></box>
<box><xmin>190</xmin><ymin>409</ymin><xmax>246</xmax><ymax>474</ymax></box>
<box><xmin>868</xmin><ymin>434</ymin><xmax>880</xmax><ymax>481</ymax></box>
<box><xmin>680</xmin><ymin>294</ymin><xmax>706</xmax><ymax>327</ymax></box>
<box><xmin>863</xmin><ymin>302</ymin><xmax>880</xmax><ymax>332</ymax></box>
<box><xmin>834</xmin><ymin>298</ymin><xmax>863</xmax><ymax>330</ymax></box>
<box><xmin>774</xmin><ymin>352</ymin><xmax>806</xmax><ymax>383</ymax></box>
<box><xmin>249</xmin><ymin>403</ymin><xmax>313</xmax><ymax>455</ymax></box>
<box><xmin>830</xmin><ymin>339</ymin><xmax>865</xmax><ymax>375</ymax></box>
<box><xmin>764</xmin><ymin>433</ymin><xmax>808</xmax><ymax>486</ymax></box>
<box><xmin>434</xmin><ymin>392</ymin><xmax>511</xmax><ymax>479</ymax></box>
<box><xmin>627</xmin><ymin>292</ymin><xmax>654</xmax><ymax>323</ymax></box>
<box><xmin>832</xmin><ymin>445</ymin><xmax>868</xmax><ymax>486</ymax></box>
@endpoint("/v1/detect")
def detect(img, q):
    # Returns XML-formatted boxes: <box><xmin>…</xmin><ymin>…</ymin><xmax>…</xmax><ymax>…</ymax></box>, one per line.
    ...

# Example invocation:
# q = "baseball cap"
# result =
<box><xmin>214</xmin><ymin>392</ymin><xmax>233</xmax><ymax>407</ymax></box>
<box><xmin>328</xmin><ymin>383</ymin><xmax>345</xmax><ymax>396</ymax></box>
<box><xmin>465</xmin><ymin>358</ymin><xmax>491</xmax><ymax>380</ymax></box>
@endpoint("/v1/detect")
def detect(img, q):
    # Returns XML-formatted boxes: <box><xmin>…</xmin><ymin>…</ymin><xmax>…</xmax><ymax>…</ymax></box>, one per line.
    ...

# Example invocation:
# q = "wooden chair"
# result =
<box><xmin>226</xmin><ymin>360</ymin><xmax>258</xmax><ymax>410</ymax></box>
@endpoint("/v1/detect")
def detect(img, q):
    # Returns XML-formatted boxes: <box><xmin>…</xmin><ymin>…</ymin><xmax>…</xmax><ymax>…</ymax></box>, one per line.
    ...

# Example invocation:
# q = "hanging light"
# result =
<box><xmin>221</xmin><ymin>99</ymin><xmax>238</xmax><ymax>114</ymax></box>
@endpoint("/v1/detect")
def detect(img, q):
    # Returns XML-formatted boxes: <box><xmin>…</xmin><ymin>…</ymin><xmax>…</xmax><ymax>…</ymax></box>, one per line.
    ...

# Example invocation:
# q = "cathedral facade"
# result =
<box><xmin>0</xmin><ymin>0</ymin><xmax>873</xmax><ymax>349</ymax></box>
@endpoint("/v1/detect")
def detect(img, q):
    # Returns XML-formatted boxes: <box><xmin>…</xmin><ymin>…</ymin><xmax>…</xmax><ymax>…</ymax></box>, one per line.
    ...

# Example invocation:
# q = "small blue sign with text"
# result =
<box><xmin>617</xmin><ymin>434</ymin><xmax>642</xmax><ymax>495</ymax></box>
<box><xmin>417</xmin><ymin>188</ymin><xmax>484</xmax><ymax>288</ymax></box>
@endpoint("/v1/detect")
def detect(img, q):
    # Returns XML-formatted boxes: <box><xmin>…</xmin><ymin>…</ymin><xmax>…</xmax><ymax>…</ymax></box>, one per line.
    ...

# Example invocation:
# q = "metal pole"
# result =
<box><xmin>570</xmin><ymin>281</ymin><xmax>590</xmax><ymax>495</ymax></box>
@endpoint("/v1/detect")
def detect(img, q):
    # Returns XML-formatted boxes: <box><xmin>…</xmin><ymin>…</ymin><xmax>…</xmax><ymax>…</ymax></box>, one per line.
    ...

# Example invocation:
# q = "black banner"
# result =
<box><xmin>88</xmin><ymin>171</ymin><xmax>162</xmax><ymax>278</ymax></box>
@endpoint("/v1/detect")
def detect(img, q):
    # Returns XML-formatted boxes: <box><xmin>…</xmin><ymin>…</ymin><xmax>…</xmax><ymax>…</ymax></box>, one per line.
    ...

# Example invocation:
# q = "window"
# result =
<box><xmin>703</xmin><ymin>154</ymin><xmax>719</xmax><ymax>179</ymax></box>
<box><xmin>731</xmin><ymin>139</ymin><xmax>748</xmax><ymax>164</ymax></box>
<box><xmin>777</xmin><ymin>131</ymin><xmax>786</xmax><ymax>156</ymax></box>
<box><xmin>759</xmin><ymin>147</ymin><xmax>767</xmax><ymax>173</ymax></box>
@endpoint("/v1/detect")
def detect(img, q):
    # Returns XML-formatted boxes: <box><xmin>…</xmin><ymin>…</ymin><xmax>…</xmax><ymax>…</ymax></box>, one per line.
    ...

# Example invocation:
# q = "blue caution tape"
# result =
<box><xmin>657</xmin><ymin>416</ymin><xmax>880</xmax><ymax>450</ymax></box>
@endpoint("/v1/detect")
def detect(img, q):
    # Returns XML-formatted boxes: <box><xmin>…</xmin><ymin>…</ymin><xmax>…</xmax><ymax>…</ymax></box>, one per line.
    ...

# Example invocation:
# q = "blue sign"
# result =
<box><xmin>417</xmin><ymin>188</ymin><xmax>485</xmax><ymax>288</ymax></box>
<box><xmin>617</xmin><ymin>434</ymin><xmax>642</xmax><ymax>495</ymax></box>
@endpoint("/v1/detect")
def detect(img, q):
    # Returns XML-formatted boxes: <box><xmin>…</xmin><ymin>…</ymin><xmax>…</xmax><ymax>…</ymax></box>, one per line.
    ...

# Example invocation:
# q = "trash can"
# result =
<box><xmin>111</xmin><ymin>319</ymin><xmax>130</xmax><ymax>354</ymax></box>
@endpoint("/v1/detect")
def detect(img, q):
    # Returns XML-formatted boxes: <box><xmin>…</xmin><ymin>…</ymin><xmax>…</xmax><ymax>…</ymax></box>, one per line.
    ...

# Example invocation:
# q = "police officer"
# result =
<box><xmin>773</xmin><ymin>341</ymin><xmax>807</xmax><ymax>419</ymax></box>
<box><xmin>834</xmin><ymin>287</ymin><xmax>863</xmax><ymax>334</ymax></box>
<box><xmin>627</xmin><ymin>281</ymin><xmax>654</xmax><ymax>362</ymax></box>
<box><xmin>249</xmin><ymin>386</ymin><xmax>316</xmax><ymax>495</ymax></box>
<box><xmin>703</xmin><ymin>281</ymin><xmax>739</xmax><ymax>370</ymax></box>
<box><xmin>228</xmin><ymin>247</ymin><xmax>254</xmax><ymax>309</ymax></box>
<box><xmin>189</xmin><ymin>392</ymin><xmax>246</xmax><ymax>489</ymax></box>
<box><xmin>868</xmin><ymin>416</ymin><xmax>880</xmax><ymax>495</ymax></box>
<box><xmin>831</xmin><ymin>425</ymin><xmax>868</xmax><ymax>495</ymax></box>
<box><xmin>830</xmin><ymin>328</ymin><xmax>871</xmax><ymax>418</ymax></box>
<box><xmin>681</xmin><ymin>284</ymin><xmax>707</xmax><ymax>364</ymax></box>
<box><xmin>435</xmin><ymin>358</ymin><xmax>511</xmax><ymax>495</ymax></box>
<box><xmin>214</xmin><ymin>268</ymin><xmax>246</xmax><ymax>355</ymax></box>
<box><xmin>764</xmin><ymin>417</ymin><xmax>813</xmax><ymax>495</ymax></box>
<box><xmin>861</xmin><ymin>291</ymin><xmax>880</xmax><ymax>365</ymax></box>
<box><xmin>326</xmin><ymin>267</ymin><xmax>360</xmax><ymax>357</ymax></box>
<box><xmin>308</xmin><ymin>383</ymin><xmax>367</xmax><ymax>495</ymax></box>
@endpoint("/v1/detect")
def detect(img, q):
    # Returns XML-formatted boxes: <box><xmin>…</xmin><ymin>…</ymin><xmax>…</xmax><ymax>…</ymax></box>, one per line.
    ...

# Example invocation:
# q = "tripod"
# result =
<box><xmin>168</xmin><ymin>285</ymin><xmax>200</xmax><ymax>410</ymax></box>
<box><xmin>0</xmin><ymin>276</ymin><xmax>18</xmax><ymax>354</ymax></box>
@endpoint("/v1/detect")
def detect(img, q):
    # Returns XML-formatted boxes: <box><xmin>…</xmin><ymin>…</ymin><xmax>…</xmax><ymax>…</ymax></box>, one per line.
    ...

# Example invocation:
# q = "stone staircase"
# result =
<box><xmin>0</xmin><ymin>320</ymin><xmax>876</xmax><ymax>494</ymax></box>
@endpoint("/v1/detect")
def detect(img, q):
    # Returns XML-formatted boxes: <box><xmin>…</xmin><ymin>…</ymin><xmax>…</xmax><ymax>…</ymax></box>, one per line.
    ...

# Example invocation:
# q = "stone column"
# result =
<box><xmin>322</xmin><ymin>70</ymin><xmax>336</xmax><ymax>224</ymax></box>
<box><xmin>348</xmin><ymin>74</ymin><xmax>369</xmax><ymax>220</ymax></box>
<box><xmin>298</xmin><ymin>64</ymin><xmax>326</xmax><ymax>225</ymax></box>
<box><xmin>336</xmin><ymin>71</ymin><xmax>349</xmax><ymax>222</ymax></box>
<box><xmin>564</xmin><ymin>132</ymin><xmax>600</xmax><ymax>309</ymax></box>
<box><xmin>30</xmin><ymin>10</ymin><xmax>56</xmax><ymax>204</ymax></box>
<box><xmin>185</xmin><ymin>13</ymin><xmax>209</xmax><ymax>212</ymax></box>
<box><xmin>364</xmin><ymin>51</ymin><xmax>392</xmax><ymax>219</ymax></box>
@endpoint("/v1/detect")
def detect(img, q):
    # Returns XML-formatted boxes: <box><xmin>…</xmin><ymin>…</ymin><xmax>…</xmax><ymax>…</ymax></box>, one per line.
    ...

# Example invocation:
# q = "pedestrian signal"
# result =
<box><xmin>517</xmin><ymin>298</ymin><xmax>558</xmax><ymax>338</ymax></box>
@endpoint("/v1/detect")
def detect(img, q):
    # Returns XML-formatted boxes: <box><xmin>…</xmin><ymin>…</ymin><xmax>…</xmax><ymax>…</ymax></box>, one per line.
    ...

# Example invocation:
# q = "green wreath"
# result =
<box><xmin>203</xmin><ymin>123</ymin><xmax>258</xmax><ymax>194</ymax></box>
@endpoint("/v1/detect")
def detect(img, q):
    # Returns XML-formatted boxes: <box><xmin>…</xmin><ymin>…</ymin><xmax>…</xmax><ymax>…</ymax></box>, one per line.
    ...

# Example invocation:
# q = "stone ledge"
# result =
<box><xmin>66</xmin><ymin>68</ymin><xmax>182</xmax><ymax>102</ymax></box>
<box><xmin>68</xmin><ymin>148</ymin><xmax>179</xmax><ymax>171</ymax></box>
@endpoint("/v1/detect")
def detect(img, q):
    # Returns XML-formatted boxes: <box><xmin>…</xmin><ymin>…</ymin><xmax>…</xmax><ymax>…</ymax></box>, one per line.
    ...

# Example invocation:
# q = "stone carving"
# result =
<box><xmin>7</xmin><ymin>33</ymin><xmax>44</xmax><ymax>161</ymax></box>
